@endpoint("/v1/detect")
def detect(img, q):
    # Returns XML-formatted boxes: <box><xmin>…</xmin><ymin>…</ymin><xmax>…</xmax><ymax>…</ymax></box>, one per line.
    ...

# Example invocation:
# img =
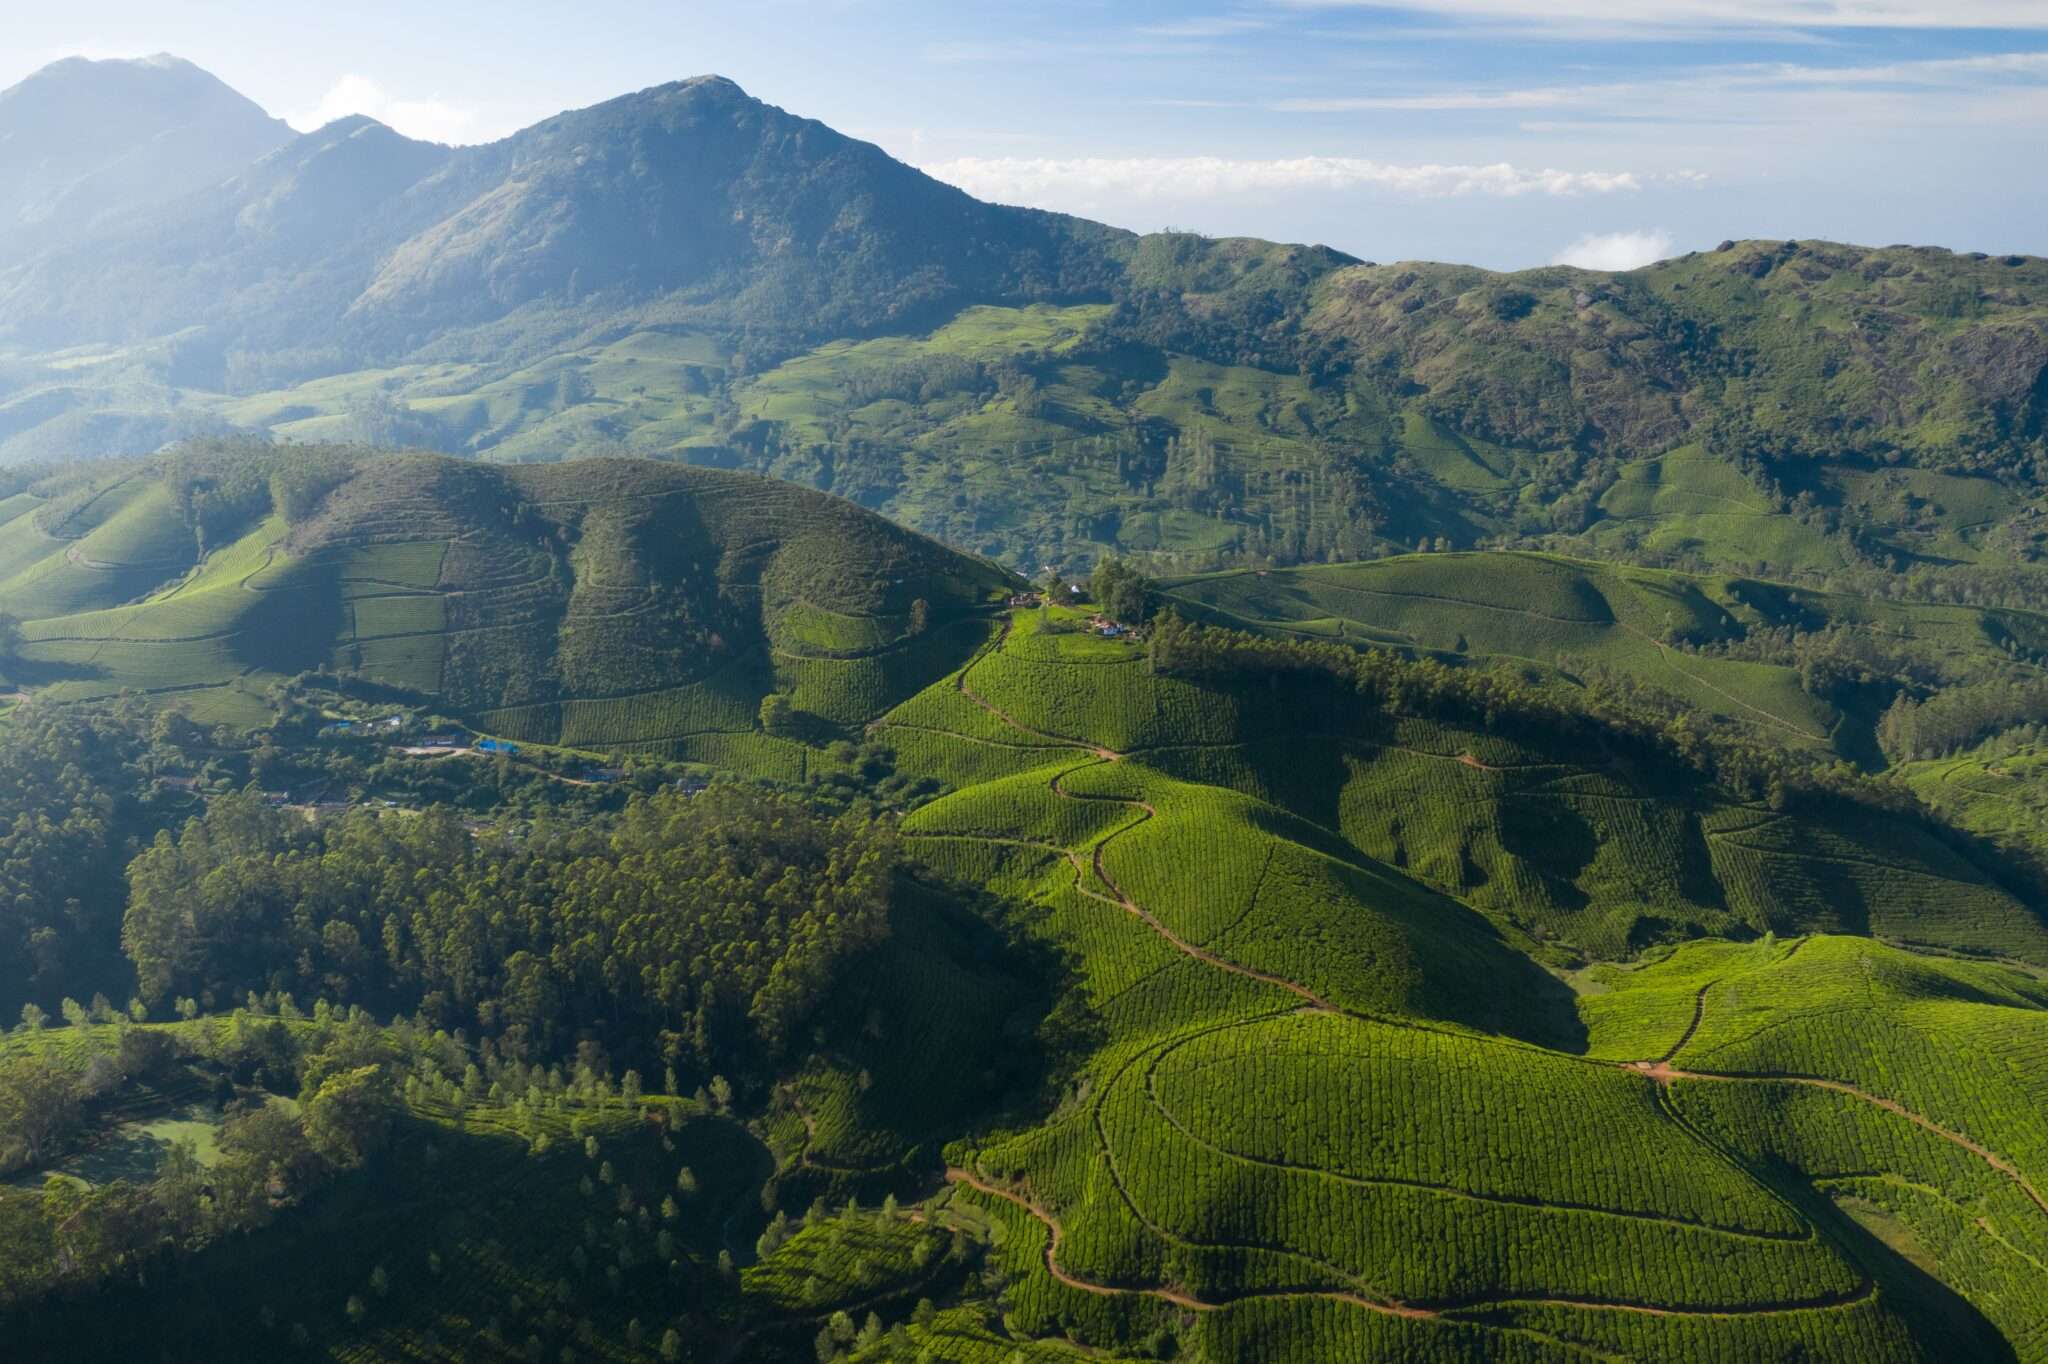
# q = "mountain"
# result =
<box><xmin>0</xmin><ymin>61</ymin><xmax>2044</xmax><ymax>616</ymax></box>
<box><xmin>0</xmin><ymin>54</ymin><xmax>291</xmax><ymax>258</ymax></box>
<box><xmin>12</xmin><ymin>56</ymin><xmax>2048</xmax><ymax>1364</ymax></box>
<box><xmin>0</xmin><ymin>72</ymin><xmax>1133</xmax><ymax>378</ymax></box>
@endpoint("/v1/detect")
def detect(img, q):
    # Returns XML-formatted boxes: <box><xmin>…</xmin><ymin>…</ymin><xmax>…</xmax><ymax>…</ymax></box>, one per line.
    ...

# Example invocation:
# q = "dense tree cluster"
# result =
<box><xmin>1087</xmin><ymin>556</ymin><xmax>1153</xmax><ymax>625</ymax></box>
<box><xmin>0</xmin><ymin>705</ymin><xmax>157</xmax><ymax>1020</ymax></box>
<box><xmin>1878</xmin><ymin>680</ymin><xmax>2048</xmax><ymax>763</ymax></box>
<box><xmin>0</xmin><ymin>1015</ymin><xmax>401</xmax><ymax>1307</ymax></box>
<box><xmin>122</xmin><ymin>785</ymin><xmax>898</xmax><ymax>1072</ymax></box>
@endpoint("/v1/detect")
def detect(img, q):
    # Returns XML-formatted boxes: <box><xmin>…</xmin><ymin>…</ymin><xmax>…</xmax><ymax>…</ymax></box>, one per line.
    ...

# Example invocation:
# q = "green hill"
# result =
<box><xmin>855</xmin><ymin>603</ymin><xmax>2048</xmax><ymax>1362</ymax></box>
<box><xmin>1159</xmin><ymin>550</ymin><xmax>2048</xmax><ymax>767</ymax></box>
<box><xmin>1</xmin><ymin>448</ymin><xmax>1014</xmax><ymax>748</ymax></box>
<box><xmin>2</xmin><ymin>62</ymin><xmax>2046</xmax><ymax>606</ymax></box>
<box><xmin>9</xmin><ymin>576</ymin><xmax>2048</xmax><ymax>1359</ymax></box>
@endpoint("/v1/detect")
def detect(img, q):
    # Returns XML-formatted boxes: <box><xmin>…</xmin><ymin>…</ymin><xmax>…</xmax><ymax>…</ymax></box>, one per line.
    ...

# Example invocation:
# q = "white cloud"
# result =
<box><xmin>1551</xmin><ymin>229</ymin><xmax>1675</xmax><ymax>271</ymax></box>
<box><xmin>923</xmin><ymin>155</ymin><xmax>1646</xmax><ymax>203</ymax></box>
<box><xmin>288</xmin><ymin>74</ymin><xmax>477</xmax><ymax>145</ymax></box>
<box><xmin>1134</xmin><ymin>16</ymin><xmax>1272</xmax><ymax>38</ymax></box>
<box><xmin>1279</xmin><ymin>1</ymin><xmax>2048</xmax><ymax>30</ymax></box>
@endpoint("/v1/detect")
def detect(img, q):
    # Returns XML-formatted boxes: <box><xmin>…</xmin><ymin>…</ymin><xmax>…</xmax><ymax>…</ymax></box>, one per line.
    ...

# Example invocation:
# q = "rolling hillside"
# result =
<box><xmin>1159</xmin><ymin>550</ymin><xmax>2048</xmax><ymax>767</ymax></box>
<box><xmin>6</xmin><ymin>53</ymin><xmax>2048</xmax><ymax>1364</ymax></box>
<box><xmin>853</xmin><ymin>603</ymin><xmax>2048</xmax><ymax>1362</ymax></box>
<box><xmin>0</xmin><ymin>450</ymin><xmax>1013</xmax><ymax>748</ymax></box>
<box><xmin>9</xmin><ymin>514</ymin><xmax>2048</xmax><ymax>1358</ymax></box>
<box><xmin>1</xmin><ymin>61</ymin><xmax>2045</xmax><ymax>599</ymax></box>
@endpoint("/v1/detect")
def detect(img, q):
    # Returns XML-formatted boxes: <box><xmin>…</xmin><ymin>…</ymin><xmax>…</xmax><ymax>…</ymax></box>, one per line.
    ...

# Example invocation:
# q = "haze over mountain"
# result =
<box><xmin>0</xmin><ymin>55</ymin><xmax>2044</xmax><ymax>589</ymax></box>
<box><xmin>0</xmin><ymin>66</ymin><xmax>1128</xmax><ymax>373</ymax></box>
<box><xmin>0</xmin><ymin>53</ymin><xmax>290</xmax><ymax>258</ymax></box>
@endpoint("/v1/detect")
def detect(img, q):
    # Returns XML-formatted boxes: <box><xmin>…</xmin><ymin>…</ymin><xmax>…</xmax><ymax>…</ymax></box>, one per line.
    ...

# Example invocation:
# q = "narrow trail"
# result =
<box><xmin>1619</xmin><ymin>619</ymin><xmax>1827</xmax><ymax>741</ymax></box>
<box><xmin>947</xmin><ymin>1163</ymin><xmax>1873</xmax><ymax>1322</ymax></box>
<box><xmin>942</xmin><ymin>1168</ymin><xmax>1436</xmax><ymax>1320</ymax></box>
<box><xmin>954</xmin><ymin>618</ymin><xmax>1121</xmax><ymax>761</ymax></box>
<box><xmin>1632</xmin><ymin>956</ymin><xmax>2048</xmax><ymax>1222</ymax></box>
<box><xmin>930</xmin><ymin>612</ymin><xmax>2048</xmax><ymax>1327</ymax></box>
<box><xmin>1633</xmin><ymin>1057</ymin><xmax>2048</xmax><ymax>1221</ymax></box>
<box><xmin>1047</xmin><ymin>762</ymin><xmax>1339</xmax><ymax>1013</ymax></box>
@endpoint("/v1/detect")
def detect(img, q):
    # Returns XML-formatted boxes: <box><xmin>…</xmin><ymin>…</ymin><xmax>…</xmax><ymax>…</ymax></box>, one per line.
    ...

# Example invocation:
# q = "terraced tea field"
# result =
<box><xmin>860</xmin><ymin>606</ymin><xmax>2048</xmax><ymax>1361</ymax></box>
<box><xmin>1161</xmin><ymin>550</ymin><xmax>2048</xmax><ymax>764</ymax></box>
<box><xmin>0</xmin><ymin>456</ymin><xmax>1013</xmax><ymax>737</ymax></box>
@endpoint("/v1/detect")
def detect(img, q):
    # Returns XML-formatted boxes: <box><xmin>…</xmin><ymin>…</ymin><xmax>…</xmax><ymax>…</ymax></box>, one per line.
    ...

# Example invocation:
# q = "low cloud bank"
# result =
<box><xmin>924</xmin><ymin>155</ymin><xmax>1644</xmax><ymax>203</ymax></box>
<box><xmin>1551</xmin><ymin>228</ymin><xmax>1675</xmax><ymax>270</ymax></box>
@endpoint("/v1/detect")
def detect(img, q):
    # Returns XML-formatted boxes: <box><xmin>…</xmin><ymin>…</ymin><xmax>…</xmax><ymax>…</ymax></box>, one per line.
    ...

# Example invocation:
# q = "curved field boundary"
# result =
<box><xmin>1657</xmin><ymin>984</ymin><xmax>1713</xmax><ymax>1065</ymax></box>
<box><xmin>1618</xmin><ymin>621</ymin><xmax>1829</xmax><ymax>740</ymax></box>
<box><xmin>1636</xmin><ymin>1060</ymin><xmax>2048</xmax><ymax>1221</ymax></box>
<box><xmin>943</xmin><ymin>1167</ymin><xmax>1434</xmax><ymax>1319</ymax></box>
<box><xmin>1255</xmin><ymin>572</ymin><xmax>1617</xmax><ymax>628</ymax></box>
<box><xmin>868</xmin><ymin>720</ymin><xmax>1078</xmax><ymax>754</ymax></box>
<box><xmin>954</xmin><ymin>618</ymin><xmax>1120</xmax><ymax>759</ymax></box>
<box><xmin>1050</xmin><ymin>757</ymin><xmax>1336</xmax><ymax>1013</ymax></box>
<box><xmin>1632</xmin><ymin>976</ymin><xmax>2048</xmax><ymax>1223</ymax></box>
<box><xmin>929</xmin><ymin>609</ymin><xmax>2039</xmax><ymax>1327</ymax></box>
<box><xmin>1134</xmin><ymin>1016</ymin><xmax>1813</xmax><ymax>1245</ymax></box>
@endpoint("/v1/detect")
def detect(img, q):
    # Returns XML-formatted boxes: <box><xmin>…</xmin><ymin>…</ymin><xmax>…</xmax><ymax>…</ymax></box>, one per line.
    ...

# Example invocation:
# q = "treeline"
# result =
<box><xmin>158</xmin><ymin>438</ymin><xmax>369</xmax><ymax>540</ymax></box>
<box><xmin>0</xmin><ymin>705</ymin><xmax>161</xmax><ymax>1022</ymax></box>
<box><xmin>1146</xmin><ymin>612</ymin><xmax>1909</xmax><ymax>814</ymax></box>
<box><xmin>24</xmin><ymin>440</ymin><xmax>381</xmax><ymax>559</ymax></box>
<box><xmin>1878</xmin><ymin>680</ymin><xmax>2048</xmax><ymax>763</ymax></box>
<box><xmin>1671</xmin><ymin>621</ymin><xmax>1950</xmax><ymax>699</ymax></box>
<box><xmin>121</xmin><ymin>784</ymin><xmax>898</xmax><ymax>1077</ymax></box>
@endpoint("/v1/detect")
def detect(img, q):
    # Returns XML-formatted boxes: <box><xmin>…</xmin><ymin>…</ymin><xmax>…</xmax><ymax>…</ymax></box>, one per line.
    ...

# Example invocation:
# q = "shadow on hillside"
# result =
<box><xmin>800</xmin><ymin>868</ymin><xmax>1100</xmax><ymax>1188</ymax></box>
<box><xmin>1791</xmin><ymin>1170</ymin><xmax>2016</xmax><ymax>1363</ymax></box>
<box><xmin>3</xmin><ymin>1106</ymin><xmax>771</xmax><ymax>1361</ymax></box>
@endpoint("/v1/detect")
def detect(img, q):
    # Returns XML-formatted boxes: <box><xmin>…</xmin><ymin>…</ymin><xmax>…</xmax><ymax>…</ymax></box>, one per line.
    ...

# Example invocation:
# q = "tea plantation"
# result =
<box><xmin>7</xmin><ymin>451</ymin><xmax>2048</xmax><ymax>1363</ymax></box>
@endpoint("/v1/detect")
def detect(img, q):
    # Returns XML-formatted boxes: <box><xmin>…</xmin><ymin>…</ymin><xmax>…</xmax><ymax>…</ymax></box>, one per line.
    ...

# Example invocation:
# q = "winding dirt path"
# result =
<box><xmin>1048</xmin><ymin>762</ymin><xmax>1339</xmax><ymax>1012</ymax></box>
<box><xmin>954</xmin><ymin>617</ymin><xmax>1122</xmax><ymax>760</ymax></box>
<box><xmin>1633</xmin><ymin>1057</ymin><xmax>2048</xmax><ymax>1220</ymax></box>
<box><xmin>929</xmin><ymin>610</ymin><xmax>2046</xmax><ymax>1326</ymax></box>
<box><xmin>943</xmin><ymin>1168</ymin><xmax>1436</xmax><ymax>1319</ymax></box>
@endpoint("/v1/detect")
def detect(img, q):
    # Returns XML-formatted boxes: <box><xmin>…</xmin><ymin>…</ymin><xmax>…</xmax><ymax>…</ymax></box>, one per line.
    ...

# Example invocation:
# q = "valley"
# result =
<box><xmin>3</xmin><ymin>46</ymin><xmax>2048</xmax><ymax>1364</ymax></box>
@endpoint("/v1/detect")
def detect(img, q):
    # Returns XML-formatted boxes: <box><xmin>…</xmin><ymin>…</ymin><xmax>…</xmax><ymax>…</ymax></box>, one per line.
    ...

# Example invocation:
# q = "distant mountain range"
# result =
<box><xmin>1</xmin><ymin>56</ymin><xmax>2045</xmax><ymax>584</ymax></box>
<box><xmin>0</xmin><ymin>60</ymin><xmax>1128</xmax><ymax>372</ymax></box>
<box><xmin>0</xmin><ymin>54</ymin><xmax>291</xmax><ymax>260</ymax></box>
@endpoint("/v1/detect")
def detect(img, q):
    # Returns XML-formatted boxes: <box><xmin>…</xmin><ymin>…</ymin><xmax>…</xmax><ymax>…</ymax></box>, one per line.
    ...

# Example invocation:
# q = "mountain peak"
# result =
<box><xmin>8</xmin><ymin>50</ymin><xmax>218</xmax><ymax>95</ymax></box>
<box><xmin>0</xmin><ymin>50</ymin><xmax>291</xmax><ymax>252</ymax></box>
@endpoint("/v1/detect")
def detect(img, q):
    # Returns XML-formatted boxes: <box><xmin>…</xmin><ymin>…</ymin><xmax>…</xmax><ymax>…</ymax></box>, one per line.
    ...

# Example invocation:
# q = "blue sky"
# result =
<box><xmin>9</xmin><ymin>0</ymin><xmax>2048</xmax><ymax>269</ymax></box>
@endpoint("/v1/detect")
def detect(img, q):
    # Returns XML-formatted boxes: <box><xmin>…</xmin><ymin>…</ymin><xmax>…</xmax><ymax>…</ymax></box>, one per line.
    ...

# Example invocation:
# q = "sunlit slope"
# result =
<box><xmin>1162</xmin><ymin>550</ymin><xmax>2048</xmax><ymax>763</ymax></box>
<box><xmin>865</xmin><ymin>606</ymin><xmax>2048</xmax><ymax>1361</ymax></box>
<box><xmin>1581</xmin><ymin>935</ymin><xmax>2048</xmax><ymax>1360</ymax></box>
<box><xmin>3</xmin><ymin>456</ymin><xmax>1013</xmax><ymax>742</ymax></box>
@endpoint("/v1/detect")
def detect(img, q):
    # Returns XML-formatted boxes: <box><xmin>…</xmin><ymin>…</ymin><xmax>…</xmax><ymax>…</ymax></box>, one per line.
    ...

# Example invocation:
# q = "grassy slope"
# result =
<box><xmin>29</xmin><ymin>239</ymin><xmax>2042</xmax><ymax>586</ymax></box>
<box><xmin>11</xmin><ymin>462</ymin><xmax>2048</xmax><ymax>1357</ymax></box>
<box><xmin>3</xmin><ymin>456</ymin><xmax>1015</xmax><ymax>739</ymax></box>
<box><xmin>852</xmin><ymin>605</ymin><xmax>2048</xmax><ymax>1362</ymax></box>
<box><xmin>1160</xmin><ymin>549</ymin><xmax>2048</xmax><ymax>764</ymax></box>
